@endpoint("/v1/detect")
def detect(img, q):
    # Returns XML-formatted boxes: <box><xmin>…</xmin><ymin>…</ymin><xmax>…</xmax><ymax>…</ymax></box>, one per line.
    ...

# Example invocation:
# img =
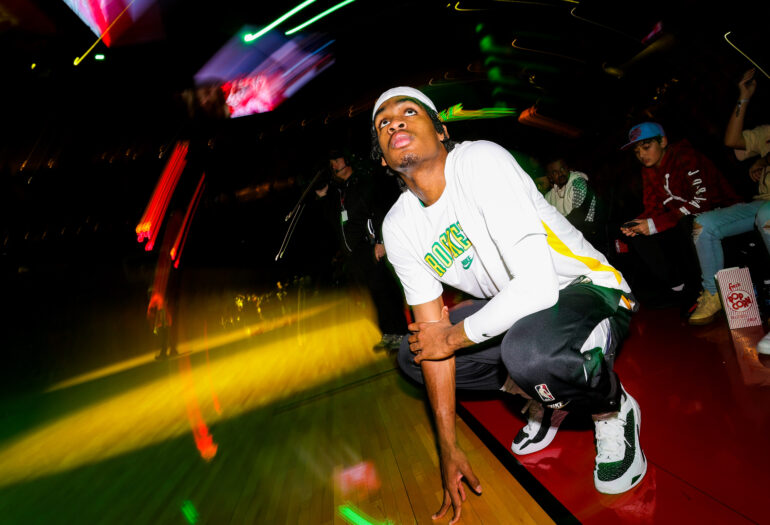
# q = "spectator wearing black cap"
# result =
<box><xmin>619</xmin><ymin>122</ymin><xmax>740</xmax><ymax>310</ymax></box>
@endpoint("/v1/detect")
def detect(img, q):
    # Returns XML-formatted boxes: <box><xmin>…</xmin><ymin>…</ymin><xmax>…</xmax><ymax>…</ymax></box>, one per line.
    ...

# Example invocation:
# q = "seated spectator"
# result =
<box><xmin>691</xmin><ymin>69</ymin><xmax>770</xmax><ymax>353</ymax></box>
<box><xmin>619</xmin><ymin>122</ymin><xmax>741</xmax><ymax>310</ymax></box>
<box><xmin>533</xmin><ymin>173</ymin><xmax>552</xmax><ymax>195</ymax></box>
<box><xmin>544</xmin><ymin>157</ymin><xmax>607</xmax><ymax>253</ymax></box>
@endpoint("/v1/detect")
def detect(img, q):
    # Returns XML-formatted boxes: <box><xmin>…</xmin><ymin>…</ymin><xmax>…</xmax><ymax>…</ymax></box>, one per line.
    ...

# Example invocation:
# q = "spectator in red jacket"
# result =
<box><xmin>620</xmin><ymin>122</ymin><xmax>740</xmax><ymax>310</ymax></box>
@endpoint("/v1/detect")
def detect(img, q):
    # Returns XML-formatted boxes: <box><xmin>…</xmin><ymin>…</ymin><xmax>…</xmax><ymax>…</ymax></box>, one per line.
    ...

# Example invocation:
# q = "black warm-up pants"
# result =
<box><xmin>397</xmin><ymin>281</ymin><xmax>633</xmax><ymax>414</ymax></box>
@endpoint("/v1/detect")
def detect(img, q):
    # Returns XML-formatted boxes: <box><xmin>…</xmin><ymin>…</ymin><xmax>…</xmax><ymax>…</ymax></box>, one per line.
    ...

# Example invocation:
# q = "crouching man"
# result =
<box><xmin>373</xmin><ymin>87</ymin><xmax>646</xmax><ymax>524</ymax></box>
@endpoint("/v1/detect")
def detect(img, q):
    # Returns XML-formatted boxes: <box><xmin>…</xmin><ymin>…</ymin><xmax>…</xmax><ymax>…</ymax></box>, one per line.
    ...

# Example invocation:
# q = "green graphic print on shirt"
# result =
<box><xmin>424</xmin><ymin>221</ymin><xmax>473</xmax><ymax>277</ymax></box>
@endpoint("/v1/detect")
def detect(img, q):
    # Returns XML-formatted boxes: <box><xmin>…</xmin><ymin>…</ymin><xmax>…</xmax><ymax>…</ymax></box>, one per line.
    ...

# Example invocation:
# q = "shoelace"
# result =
<box><xmin>595</xmin><ymin>417</ymin><xmax>627</xmax><ymax>461</ymax></box>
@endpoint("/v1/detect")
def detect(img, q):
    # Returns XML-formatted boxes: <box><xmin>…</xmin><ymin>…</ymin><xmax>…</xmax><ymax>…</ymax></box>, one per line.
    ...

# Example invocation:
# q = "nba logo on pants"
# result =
<box><xmin>535</xmin><ymin>383</ymin><xmax>555</xmax><ymax>402</ymax></box>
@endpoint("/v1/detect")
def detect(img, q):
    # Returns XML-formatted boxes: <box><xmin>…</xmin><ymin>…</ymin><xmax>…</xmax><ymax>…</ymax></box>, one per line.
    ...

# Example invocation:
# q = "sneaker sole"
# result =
<box><xmin>688</xmin><ymin>312</ymin><xmax>719</xmax><ymax>326</ymax></box>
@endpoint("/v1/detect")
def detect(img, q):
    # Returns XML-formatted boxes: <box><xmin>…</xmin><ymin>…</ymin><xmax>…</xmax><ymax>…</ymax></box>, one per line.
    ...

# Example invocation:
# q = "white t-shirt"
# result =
<box><xmin>383</xmin><ymin>140</ymin><xmax>630</xmax><ymax>341</ymax></box>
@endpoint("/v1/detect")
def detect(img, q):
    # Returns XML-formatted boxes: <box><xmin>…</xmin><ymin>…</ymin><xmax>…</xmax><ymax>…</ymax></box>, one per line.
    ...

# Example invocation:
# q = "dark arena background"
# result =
<box><xmin>1</xmin><ymin>1</ymin><xmax>769</xmax><ymax>524</ymax></box>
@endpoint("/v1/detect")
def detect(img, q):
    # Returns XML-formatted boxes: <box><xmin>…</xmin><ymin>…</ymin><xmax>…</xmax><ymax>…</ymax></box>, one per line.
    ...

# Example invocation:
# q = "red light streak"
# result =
<box><xmin>178</xmin><ymin>354</ymin><xmax>218</xmax><ymax>461</ymax></box>
<box><xmin>171</xmin><ymin>173</ymin><xmax>205</xmax><ymax>268</ymax></box>
<box><xmin>136</xmin><ymin>141</ymin><xmax>188</xmax><ymax>251</ymax></box>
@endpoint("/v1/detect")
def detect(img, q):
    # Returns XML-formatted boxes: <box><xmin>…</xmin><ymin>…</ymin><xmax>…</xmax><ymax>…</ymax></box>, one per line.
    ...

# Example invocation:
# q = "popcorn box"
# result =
<box><xmin>715</xmin><ymin>267</ymin><xmax>763</xmax><ymax>329</ymax></box>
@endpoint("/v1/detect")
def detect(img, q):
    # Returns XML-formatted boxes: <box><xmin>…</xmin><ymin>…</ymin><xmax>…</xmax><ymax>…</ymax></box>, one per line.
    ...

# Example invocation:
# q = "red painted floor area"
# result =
<box><xmin>459</xmin><ymin>307</ymin><xmax>770</xmax><ymax>525</ymax></box>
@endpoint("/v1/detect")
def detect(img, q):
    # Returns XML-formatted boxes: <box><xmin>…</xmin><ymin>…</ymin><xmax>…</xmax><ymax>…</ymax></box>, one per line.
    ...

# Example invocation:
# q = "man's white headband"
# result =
<box><xmin>372</xmin><ymin>87</ymin><xmax>437</xmax><ymax>121</ymax></box>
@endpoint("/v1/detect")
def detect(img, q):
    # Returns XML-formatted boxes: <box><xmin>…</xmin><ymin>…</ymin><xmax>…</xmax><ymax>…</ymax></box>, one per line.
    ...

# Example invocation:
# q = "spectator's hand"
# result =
<box><xmin>408</xmin><ymin>306</ymin><xmax>455</xmax><ymax>363</ymax></box>
<box><xmin>749</xmin><ymin>157</ymin><xmax>768</xmax><ymax>183</ymax></box>
<box><xmin>374</xmin><ymin>243</ymin><xmax>386</xmax><ymax>261</ymax></box>
<box><xmin>314</xmin><ymin>184</ymin><xmax>329</xmax><ymax>197</ymax></box>
<box><xmin>738</xmin><ymin>68</ymin><xmax>757</xmax><ymax>100</ymax></box>
<box><xmin>620</xmin><ymin>219</ymin><xmax>650</xmax><ymax>237</ymax></box>
<box><xmin>433</xmin><ymin>446</ymin><xmax>482</xmax><ymax>524</ymax></box>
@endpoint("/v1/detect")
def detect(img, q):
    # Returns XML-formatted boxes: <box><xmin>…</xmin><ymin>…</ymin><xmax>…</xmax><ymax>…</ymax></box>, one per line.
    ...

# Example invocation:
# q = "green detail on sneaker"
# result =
<box><xmin>597</xmin><ymin>409</ymin><xmax>636</xmax><ymax>481</ymax></box>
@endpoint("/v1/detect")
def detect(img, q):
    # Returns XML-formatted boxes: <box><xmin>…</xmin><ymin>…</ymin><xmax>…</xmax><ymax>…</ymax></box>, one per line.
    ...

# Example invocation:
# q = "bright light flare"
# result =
<box><xmin>244</xmin><ymin>0</ymin><xmax>316</xmax><ymax>43</ymax></box>
<box><xmin>438</xmin><ymin>102</ymin><xmax>516</xmax><ymax>122</ymax></box>
<box><xmin>136</xmin><ymin>141</ymin><xmax>188</xmax><ymax>251</ymax></box>
<box><xmin>285</xmin><ymin>0</ymin><xmax>357</xmax><ymax>35</ymax></box>
<box><xmin>0</xmin><ymin>292</ymin><xmax>383</xmax><ymax>489</ymax></box>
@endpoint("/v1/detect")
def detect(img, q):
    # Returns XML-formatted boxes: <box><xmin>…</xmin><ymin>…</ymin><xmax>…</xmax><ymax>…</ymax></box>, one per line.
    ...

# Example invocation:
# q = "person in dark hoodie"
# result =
<box><xmin>619</xmin><ymin>122</ymin><xmax>740</xmax><ymax>310</ymax></box>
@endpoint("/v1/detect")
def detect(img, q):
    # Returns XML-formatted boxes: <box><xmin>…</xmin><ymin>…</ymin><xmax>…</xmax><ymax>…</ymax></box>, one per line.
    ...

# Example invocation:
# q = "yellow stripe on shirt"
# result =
<box><xmin>542</xmin><ymin>222</ymin><xmax>622</xmax><ymax>284</ymax></box>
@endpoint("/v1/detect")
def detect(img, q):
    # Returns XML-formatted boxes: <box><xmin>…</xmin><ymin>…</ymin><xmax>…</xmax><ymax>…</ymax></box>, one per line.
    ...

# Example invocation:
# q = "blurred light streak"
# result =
<box><xmin>0</xmin><ymin>292</ymin><xmax>382</xmax><ymax>488</ymax></box>
<box><xmin>285</xmin><ymin>0</ymin><xmax>357</xmax><ymax>35</ymax></box>
<box><xmin>724</xmin><ymin>32</ymin><xmax>770</xmax><ymax>80</ymax></box>
<box><xmin>335</xmin><ymin>461</ymin><xmax>381</xmax><ymax>498</ymax></box>
<box><xmin>45</xmin><ymin>299</ymin><xmax>341</xmax><ymax>393</ymax></box>
<box><xmin>511</xmin><ymin>38</ymin><xmax>585</xmax><ymax>63</ymax></box>
<box><xmin>94</xmin><ymin>53</ymin><xmax>105</xmax><ymax>60</ymax></box>
<box><xmin>338</xmin><ymin>504</ymin><xmax>392</xmax><ymax>525</ymax></box>
<box><xmin>135</xmin><ymin>141</ymin><xmax>188</xmax><ymax>251</ymax></box>
<box><xmin>202</xmin><ymin>321</ymin><xmax>222</xmax><ymax>415</ymax></box>
<box><xmin>73</xmin><ymin>0</ymin><xmax>135</xmax><ymax>66</ymax></box>
<box><xmin>178</xmin><ymin>354</ymin><xmax>218</xmax><ymax>460</ymax></box>
<box><xmin>181</xmin><ymin>500</ymin><xmax>199</xmax><ymax>524</ymax></box>
<box><xmin>569</xmin><ymin>7</ymin><xmax>638</xmax><ymax>42</ymax></box>
<box><xmin>30</xmin><ymin>63</ymin><xmax>36</xmax><ymax>69</ymax></box>
<box><xmin>453</xmin><ymin>1</ymin><xmax>487</xmax><ymax>11</ymax></box>
<box><xmin>170</xmin><ymin>173</ymin><xmax>205</xmax><ymax>268</ymax></box>
<box><xmin>244</xmin><ymin>0</ymin><xmax>316</xmax><ymax>43</ymax></box>
<box><xmin>518</xmin><ymin>106</ymin><xmax>582</xmax><ymax>138</ymax></box>
<box><xmin>438</xmin><ymin>102</ymin><xmax>516</xmax><ymax>122</ymax></box>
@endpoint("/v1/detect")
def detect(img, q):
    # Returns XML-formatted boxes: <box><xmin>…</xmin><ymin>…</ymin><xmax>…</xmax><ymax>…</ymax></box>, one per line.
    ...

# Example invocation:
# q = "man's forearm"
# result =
<box><xmin>423</xmin><ymin>358</ymin><xmax>459</xmax><ymax>452</ymax></box>
<box><xmin>725</xmin><ymin>99</ymin><xmax>748</xmax><ymax>149</ymax></box>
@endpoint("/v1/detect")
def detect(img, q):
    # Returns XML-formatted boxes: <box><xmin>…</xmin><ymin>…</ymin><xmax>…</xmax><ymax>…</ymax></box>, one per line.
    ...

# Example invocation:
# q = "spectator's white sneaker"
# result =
<box><xmin>511</xmin><ymin>400</ymin><xmax>567</xmax><ymax>455</ymax></box>
<box><xmin>758</xmin><ymin>332</ymin><xmax>770</xmax><ymax>355</ymax></box>
<box><xmin>593</xmin><ymin>388</ymin><xmax>647</xmax><ymax>494</ymax></box>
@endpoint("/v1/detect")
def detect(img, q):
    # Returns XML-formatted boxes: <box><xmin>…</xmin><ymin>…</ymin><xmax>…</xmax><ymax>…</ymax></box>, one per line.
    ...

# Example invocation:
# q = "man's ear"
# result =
<box><xmin>660</xmin><ymin>136</ymin><xmax>668</xmax><ymax>149</ymax></box>
<box><xmin>440</xmin><ymin>124</ymin><xmax>449</xmax><ymax>141</ymax></box>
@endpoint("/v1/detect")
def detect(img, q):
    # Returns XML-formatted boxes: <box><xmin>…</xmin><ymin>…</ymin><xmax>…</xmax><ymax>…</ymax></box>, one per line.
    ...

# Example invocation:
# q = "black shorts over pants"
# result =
<box><xmin>397</xmin><ymin>281</ymin><xmax>633</xmax><ymax>414</ymax></box>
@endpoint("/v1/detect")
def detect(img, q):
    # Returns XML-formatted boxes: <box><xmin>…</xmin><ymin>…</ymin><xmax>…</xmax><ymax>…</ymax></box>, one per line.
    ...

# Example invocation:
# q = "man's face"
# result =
<box><xmin>374</xmin><ymin>97</ymin><xmax>446</xmax><ymax>172</ymax></box>
<box><xmin>545</xmin><ymin>159</ymin><xmax>569</xmax><ymax>187</ymax></box>
<box><xmin>329</xmin><ymin>157</ymin><xmax>352</xmax><ymax>179</ymax></box>
<box><xmin>633</xmin><ymin>137</ymin><xmax>667</xmax><ymax>168</ymax></box>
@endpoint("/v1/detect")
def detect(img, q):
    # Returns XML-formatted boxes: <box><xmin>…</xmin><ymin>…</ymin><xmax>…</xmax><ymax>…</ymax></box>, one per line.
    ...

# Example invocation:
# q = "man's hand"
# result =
<box><xmin>620</xmin><ymin>219</ymin><xmax>650</xmax><ymax>237</ymax></box>
<box><xmin>739</xmin><ymin>68</ymin><xmax>757</xmax><ymax>100</ymax></box>
<box><xmin>433</xmin><ymin>446</ymin><xmax>482</xmax><ymax>524</ymax></box>
<box><xmin>374</xmin><ymin>243</ymin><xmax>386</xmax><ymax>261</ymax></box>
<box><xmin>314</xmin><ymin>184</ymin><xmax>329</xmax><ymax>197</ymax></box>
<box><xmin>749</xmin><ymin>157</ymin><xmax>769</xmax><ymax>183</ymax></box>
<box><xmin>408</xmin><ymin>306</ymin><xmax>459</xmax><ymax>364</ymax></box>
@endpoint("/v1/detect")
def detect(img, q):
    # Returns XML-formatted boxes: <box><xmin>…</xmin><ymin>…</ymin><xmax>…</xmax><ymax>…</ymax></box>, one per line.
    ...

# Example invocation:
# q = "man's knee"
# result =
<box><xmin>756</xmin><ymin>204</ymin><xmax>770</xmax><ymax>234</ymax></box>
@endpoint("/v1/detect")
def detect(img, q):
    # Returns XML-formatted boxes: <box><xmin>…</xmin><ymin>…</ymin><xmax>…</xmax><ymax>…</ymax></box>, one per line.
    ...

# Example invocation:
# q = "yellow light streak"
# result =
<box><xmin>724</xmin><ymin>32</ymin><xmax>770</xmax><ymax>80</ymax></box>
<box><xmin>73</xmin><ymin>0</ymin><xmax>135</xmax><ymax>66</ymax></box>
<box><xmin>0</xmin><ymin>292</ymin><xmax>385</xmax><ymax>489</ymax></box>
<box><xmin>46</xmin><ymin>299</ymin><xmax>342</xmax><ymax>392</ymax></box>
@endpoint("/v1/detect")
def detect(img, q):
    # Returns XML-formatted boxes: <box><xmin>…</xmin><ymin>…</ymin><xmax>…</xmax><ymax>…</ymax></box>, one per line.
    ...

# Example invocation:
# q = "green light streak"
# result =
<box><xmin>181</xmin><ymin>500</ymin><xmax>199</xmax><ymax>524</ymax></box>
<box><xmin>94</xmin><ymin>54</ymin><xmax>105</xmax><ymax>60</ymax></box>
<box><xmin>285</xmin><ymin>0</ymin><xmax>357</xmax><ymax>35</ymax></box>
<box><xmin>438</xmin><ymin>103</ymin><xmax>516</xmax><ymax>122</ymax></box>
<box><xmin>244</xmin><ymin>0</ymin><xmax>317</xmax><ymax>43</ymax></box>
<box><xmin>337</xmin><ymin>504</ymin><xmax>392</xmax><ymax>525</ymax></box>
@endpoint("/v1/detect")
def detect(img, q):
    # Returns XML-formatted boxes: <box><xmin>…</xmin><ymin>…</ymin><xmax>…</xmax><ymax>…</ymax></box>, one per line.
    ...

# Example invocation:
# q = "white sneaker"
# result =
<box><xmin>511</xmin><ymin>400</ymin><xmax>567</xmax><ymax>455</ymax></box>
<box><xmin>593</xmin><ymin>387</ymin><xmax>647</xmax><ymax>494</ymax></box>
<box><xmin>758</xmin><ymin>332</ymin><xmax>770</xmax><ymax>355</ymax></box>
